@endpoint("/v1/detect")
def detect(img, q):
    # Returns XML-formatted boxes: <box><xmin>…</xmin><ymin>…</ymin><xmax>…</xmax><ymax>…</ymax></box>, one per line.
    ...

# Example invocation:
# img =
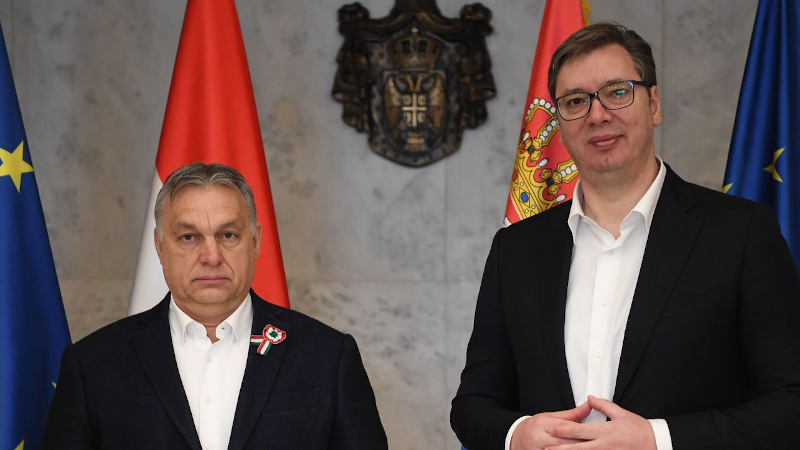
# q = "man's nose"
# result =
<box><xmin>586</xmin><ymin>96</ymin><xmax>613</xmax><ymax>124</ymax></box>
<box><xmin>199</xmin><ymin>239</ymin><xmax>222</xmax><ymax>265</ymax></box>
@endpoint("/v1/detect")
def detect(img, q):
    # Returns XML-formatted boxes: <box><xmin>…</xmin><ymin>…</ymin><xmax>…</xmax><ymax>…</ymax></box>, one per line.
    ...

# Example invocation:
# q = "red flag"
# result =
<box><xmin>503</xmin><ymin>0</ymin><xmax>589</xmax><ymax>225</ymax></box>
<box><xmin>129</xmin><ymin>0</ymin><xmax>289</xmax><ymax>313</ymax></box>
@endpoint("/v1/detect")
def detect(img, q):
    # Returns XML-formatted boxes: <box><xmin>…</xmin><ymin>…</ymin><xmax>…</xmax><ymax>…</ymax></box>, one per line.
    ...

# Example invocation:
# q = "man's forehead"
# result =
<box><xmin>556</xmin><ymin>44</ymin><xmax>638</xmax><ymax>93</ymax></box>
<box><xmin>171</xmin><ymin>218</ymin><xmax>245</xmax><ymax>232</ymax></box>
<box><xmin>169</xmin><ymin>185</ymin><xmax>239</xmax><ymax>205</ymax></box>
<box><xmin>164</xmin><ymin>186</ymin><xmax>248</xmax><ymax>222</ymax></box>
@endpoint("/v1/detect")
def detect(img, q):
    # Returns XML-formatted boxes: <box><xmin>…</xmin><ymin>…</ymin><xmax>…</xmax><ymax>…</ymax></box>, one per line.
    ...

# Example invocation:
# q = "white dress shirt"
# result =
<box><xmin>506</xmin><ymin>158</ymin><xmax>672</xmax><ymax>450</ymax></box>
<box><xmin>169</xmin><ymin>294</ymin><xmax>253</xmax><ymax>450</ymax></box>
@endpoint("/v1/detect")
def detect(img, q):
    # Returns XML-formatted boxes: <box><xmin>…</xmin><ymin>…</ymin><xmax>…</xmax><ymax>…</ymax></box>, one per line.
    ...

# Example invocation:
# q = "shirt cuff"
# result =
<box><xmin>505</xmin><ymin>416</ymin><xmax>531</xmax><ymax>450</ymax></box>
<box><xmin>648</xmin><ymin>418</ymin><xmax>673</xmax><ymax>450</ymax></box>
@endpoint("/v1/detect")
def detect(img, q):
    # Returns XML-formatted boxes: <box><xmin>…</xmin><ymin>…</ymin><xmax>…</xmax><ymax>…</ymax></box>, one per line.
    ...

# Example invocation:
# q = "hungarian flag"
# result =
<box><xmin>503</xmin><ymin>0</ymin><xmax>589</xmax><ymax>225</ymax></box>
<box><xmin>129</xmin><ymin>0</ymin><xmax>289</xmax><ymax>314</ymax></box>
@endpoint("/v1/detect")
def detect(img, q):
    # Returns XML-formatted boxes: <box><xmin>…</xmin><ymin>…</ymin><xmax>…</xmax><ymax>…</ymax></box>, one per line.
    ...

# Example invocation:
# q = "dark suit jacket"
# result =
<box><xmin>43</xmin><ymin>291</ymin><xmax>387</xmax><ymax>449</ymax></box>
<box><xmin>451</xmin><ymin>167</ymin><xmax>800</xmax><ymax>449</ymax></box>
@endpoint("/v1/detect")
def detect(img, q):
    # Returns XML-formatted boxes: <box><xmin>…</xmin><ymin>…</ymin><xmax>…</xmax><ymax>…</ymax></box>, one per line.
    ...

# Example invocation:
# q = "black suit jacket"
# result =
<box><xmin>43</xmin><ymin>291</ymin><xmax>387</xmax><ymax>449</ymax></box>
<box><xmin>451</xmin><ymin>167</ymin><xmax>800</xmax><ymax>449</ymax></box>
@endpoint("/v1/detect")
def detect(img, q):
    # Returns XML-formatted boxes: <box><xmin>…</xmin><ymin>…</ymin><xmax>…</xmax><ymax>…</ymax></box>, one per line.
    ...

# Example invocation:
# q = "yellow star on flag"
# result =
<box><xmin>763</xmin><ymin>147</ymin><xmax>785</xmax><ymax>182</ymax></box>
<box><xmin>0</xmin><ymin>141</ymin><xmax>34</xmax><ymax>192</ymax></box>
<box><xmin>14</xmin><ymin>440</ymin><xmax>24</xmax><ymax>450</ymax></box>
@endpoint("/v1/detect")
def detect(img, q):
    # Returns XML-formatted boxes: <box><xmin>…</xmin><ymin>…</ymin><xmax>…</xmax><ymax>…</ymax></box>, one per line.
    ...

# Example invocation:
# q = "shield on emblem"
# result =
<box><xmin>333</xmin><ymin>1</ymin><xmax>496</xmax><ymax>167</ymax></box>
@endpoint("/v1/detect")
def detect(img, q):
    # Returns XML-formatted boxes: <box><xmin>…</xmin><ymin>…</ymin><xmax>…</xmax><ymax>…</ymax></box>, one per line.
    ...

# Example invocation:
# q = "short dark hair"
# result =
<box><xmin>154</xmin><ymin>162</ymin><xmax>257</xmax><ymax>238</ymax></box>
<box><xmin>547</xmin><ymin>22</ymin><xmax>657</xmax><ymax>101</ymax></box>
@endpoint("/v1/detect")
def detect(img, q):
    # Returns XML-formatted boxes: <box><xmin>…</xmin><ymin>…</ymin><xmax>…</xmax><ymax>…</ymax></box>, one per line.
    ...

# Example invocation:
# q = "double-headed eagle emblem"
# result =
<box><xmin>333</xmin><ymin>1</ymin><xmax>496</xmax><ymax>167</ymax></box>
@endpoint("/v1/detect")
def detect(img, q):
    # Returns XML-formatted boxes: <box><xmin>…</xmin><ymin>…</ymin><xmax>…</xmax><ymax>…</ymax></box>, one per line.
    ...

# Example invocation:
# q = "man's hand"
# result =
<box><xmin>510</xmin><ymin>401</ymin><xmax>591</xmax><ymax>450</ymax></box>
<box><xmin>546</xmin><ymin>396</ymin><xmax>657</xmax><ymax>450</ymax></box>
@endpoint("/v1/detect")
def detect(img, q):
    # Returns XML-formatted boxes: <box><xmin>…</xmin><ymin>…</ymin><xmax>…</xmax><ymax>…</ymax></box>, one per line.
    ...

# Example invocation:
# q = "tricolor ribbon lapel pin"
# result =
<box><xmin>250</xmin><ymin>324</ymin><xmax>287</xmax><ymax>356</ymax></box>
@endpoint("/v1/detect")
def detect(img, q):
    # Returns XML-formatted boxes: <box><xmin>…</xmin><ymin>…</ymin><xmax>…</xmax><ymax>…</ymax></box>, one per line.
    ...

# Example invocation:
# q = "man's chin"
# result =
<box><xmin>186</xmin><ymin>286</ymin><xmax>238</xmax><ymax>305</ymax></box>
<box><xmin>194</xmin><ymin>277</ymin><xmax>229</xmax><ymax>287</ymax></box>
<box><xmin>582</xmin><ymin>152</ymin><xmax>636</xmax><ymax>175</ymax></box>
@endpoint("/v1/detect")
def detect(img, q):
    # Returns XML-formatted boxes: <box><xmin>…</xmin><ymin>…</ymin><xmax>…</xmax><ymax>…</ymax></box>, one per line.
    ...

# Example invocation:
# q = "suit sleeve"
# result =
<box><xmin>666</xmin><ymin>205</ymin><xmax>800</xmax><ymax>449</ymax></box>
<box><xmin>42</xmin><ymin>343</ymin><xmax>96</xmax><ymax>449</ymax></box>
<box><xmin>328</xmin><ymin>333</ymin><xmax>388</xmax><ymax>450</ymax></box>
<box><xmin>451</xmin><ymin>228</ymin><xmax>525</xmax><ymax>449</ymax></box>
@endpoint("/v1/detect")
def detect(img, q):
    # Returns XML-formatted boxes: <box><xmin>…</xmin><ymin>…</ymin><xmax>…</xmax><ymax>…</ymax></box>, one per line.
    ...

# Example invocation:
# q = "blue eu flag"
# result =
<box><xmin>724</xmin><ymin>0</ymin><xmax>800</xmax><ymax>265</ymax></box>
<box><xmin>0</xmin><ymin>22</ymin><xmax>71</xmax><ymax>450</ymax></box>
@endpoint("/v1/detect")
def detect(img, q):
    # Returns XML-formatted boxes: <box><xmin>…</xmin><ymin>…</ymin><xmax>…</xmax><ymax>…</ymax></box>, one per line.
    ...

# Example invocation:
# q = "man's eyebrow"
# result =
<box><xmin>558</xmin><ymin>87</ymin><xmax>588</xmax><ymax>97</ymax></box>
<box><xmin>557</xmin><ymin>79</ymin><xmax>631</xmax><ymax>97</ymax></box>
<box><xmin>216</xmin><ymin>220</ymin><xmax>245</xmax><ymax>231</ymax></box>
<box><xmin>603</xmin><ymin>78</ymin><xmax>630</xmax><ymax>86</ymax></box>
<box><xmin>170</xmin><ymin>220</ymin><xmax>245</xmax><ymax>234</ymax></box>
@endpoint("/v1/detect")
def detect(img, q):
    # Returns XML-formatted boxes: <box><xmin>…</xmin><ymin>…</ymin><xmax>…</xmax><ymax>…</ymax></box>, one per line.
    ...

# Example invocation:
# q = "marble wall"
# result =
<box><xmin>1</xmin><ymin>0</ymin><xmax>758</xmax><ymax>448</ymax></box>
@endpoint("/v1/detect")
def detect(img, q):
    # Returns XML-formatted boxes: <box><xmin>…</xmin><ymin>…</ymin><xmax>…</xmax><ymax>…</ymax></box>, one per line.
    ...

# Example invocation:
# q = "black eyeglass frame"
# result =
<box><xmin>555</xmin><ymin>80</ymin><xmax>652</xmax><ymax>121</ymax></box>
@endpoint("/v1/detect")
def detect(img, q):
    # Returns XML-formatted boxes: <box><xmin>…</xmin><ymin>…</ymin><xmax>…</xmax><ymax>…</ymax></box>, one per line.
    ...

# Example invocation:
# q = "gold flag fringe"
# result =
<box><xmin>581</xmin><ymin>0</ymin><xmax>592</xmax><ymax>27</ymax></box>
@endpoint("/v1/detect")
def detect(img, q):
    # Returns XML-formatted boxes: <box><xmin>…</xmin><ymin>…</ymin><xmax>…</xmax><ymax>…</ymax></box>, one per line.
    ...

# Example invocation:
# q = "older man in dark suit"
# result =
<box><xmin>451</xmin><ymin>23</ymin><xmax>800</xmax><ymax>450</ymax></box>
<box><xmin>43</xmin><ymin>163</ymin><xmax>387</xmax><ymax>449</ymax></box>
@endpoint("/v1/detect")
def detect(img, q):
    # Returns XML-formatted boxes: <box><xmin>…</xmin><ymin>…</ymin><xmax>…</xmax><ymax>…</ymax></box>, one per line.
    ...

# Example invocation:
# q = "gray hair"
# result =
<box><xmin>154</xmin><ymin>162</ymin><xmax>257</xmax><ymax>238</ymax></box>
<box><xmin>547</xmin><ymin>22</ymin><xmax>657</xmax><ymax>102</ymax></box>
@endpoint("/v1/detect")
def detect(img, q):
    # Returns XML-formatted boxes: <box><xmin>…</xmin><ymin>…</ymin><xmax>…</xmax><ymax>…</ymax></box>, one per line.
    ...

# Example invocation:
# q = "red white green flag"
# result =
<box><xmin>503</xmin><ymin>0</ymin><xmax>590</xmax><ymax>225</ymax></box>
<box><xmin>129</xmin><ymin>0</ymin><xmax>289</xmax><ymax>314</ymax></box>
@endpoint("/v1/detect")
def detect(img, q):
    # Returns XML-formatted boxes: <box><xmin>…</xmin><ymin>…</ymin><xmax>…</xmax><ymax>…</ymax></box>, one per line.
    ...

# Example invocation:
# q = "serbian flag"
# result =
<box><xmin>503</xmin><ymin>0</ymin><xmax>589</xmax><ymax>226</ymax></box>
<box><xmin>129</xmin><ymin>0</ymin><xmax>289</xmax><ymax>314</ymax></box>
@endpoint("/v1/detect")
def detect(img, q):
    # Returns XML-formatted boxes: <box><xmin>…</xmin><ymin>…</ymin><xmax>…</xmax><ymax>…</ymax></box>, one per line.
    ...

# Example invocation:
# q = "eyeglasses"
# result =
<box><xmin>555</xmin><ymin>80</ymin><xmax>652</xmax><ymax>121</ymax></box>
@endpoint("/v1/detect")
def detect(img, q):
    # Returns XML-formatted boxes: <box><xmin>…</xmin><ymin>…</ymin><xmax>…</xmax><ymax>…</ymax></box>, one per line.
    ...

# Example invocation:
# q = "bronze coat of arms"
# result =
<box><xmin>333</xmin><ymin>0</ymin><xmax>496</xmax><ymax>167</ymax></box>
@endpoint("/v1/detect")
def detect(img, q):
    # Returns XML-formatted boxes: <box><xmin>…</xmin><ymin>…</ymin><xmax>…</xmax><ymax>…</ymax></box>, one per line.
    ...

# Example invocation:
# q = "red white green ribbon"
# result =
<box><xmin>250</xmin><ymin>324</ymin><xmax>286</xmax><ymax>355</ymax></box>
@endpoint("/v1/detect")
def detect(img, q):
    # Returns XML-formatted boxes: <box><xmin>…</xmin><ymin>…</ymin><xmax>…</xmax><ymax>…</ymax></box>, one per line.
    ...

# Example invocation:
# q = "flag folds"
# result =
<box><xmin>0</xmin><ymin>22</ymin><xmax>71</xmax><ymax>450</ymax></box>
<box><xmin>724</xmin><ymin>0</ymin><xmax>800</xmax><ymax>264</ymax></box>
<box><xmin>129</xmin><ymin>0</ymin><xmax>289</xmax><ymax>313</ymax></box>
<box><xmin>503</xmin><ymin>0</ymin><xmax>588</xmax><ymax>226</ymax></box>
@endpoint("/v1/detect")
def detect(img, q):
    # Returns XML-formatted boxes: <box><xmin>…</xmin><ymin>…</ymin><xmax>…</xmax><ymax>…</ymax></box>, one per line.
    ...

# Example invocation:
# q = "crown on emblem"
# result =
<box><xmin>389</xmin><ymin>26</ymin><xmax>442</xmax><ymax>70</ymax></box>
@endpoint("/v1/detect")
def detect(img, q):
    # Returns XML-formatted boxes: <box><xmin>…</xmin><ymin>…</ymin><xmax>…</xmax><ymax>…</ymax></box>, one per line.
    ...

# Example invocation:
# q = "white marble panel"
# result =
<box><xmin>289</xmin><ymin>279</ymin><xmax>448</xmax><ymax>450</ymax></box>
<box><xmin>11</xmin><ymin>0</ymin><xmax>182</xmax><ymax>281</ymax></box>
<box><xmin>0</xmin><ymin>1</ymin><xmax>12</xmax><ymax>52</ymax></box>
<box><xmin>662</xmin><ymin>1</ymin><xmax>758</xmax><ymax>189</ymax></box>
<box><xmin>443</xmin><ymin>280</ymin><xmax>481</xmax><ymax>448</ymax></box>
<box><xmin>238</xmin><ymin>0</ymin><xmax>447</xmax><ymax>283</ymax></box>
<box><xmin>442</xmin><ymin>0</ymin><xmax>545</xmax><ymax>282</ymax></box>
<box><xmin>60</xmin><ymin>278</ymin><xmax>131</xmax><ymax>341</ymax></box>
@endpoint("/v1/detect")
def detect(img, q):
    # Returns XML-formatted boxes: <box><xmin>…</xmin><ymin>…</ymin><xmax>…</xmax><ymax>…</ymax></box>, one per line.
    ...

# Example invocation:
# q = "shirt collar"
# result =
<box><xmin>631</xmin><ymin>155</ymin><xmax>667</xmax><ymax>231</ymax></box>
<box><xmin>568</xmin><ymin>156</ymin><xmax>667</xmax><ymax>236</ymax></box>
<box><xmin>169</xmin><ymin>293</ymin><xmax>253</xmax><ymax>344</ymax></box>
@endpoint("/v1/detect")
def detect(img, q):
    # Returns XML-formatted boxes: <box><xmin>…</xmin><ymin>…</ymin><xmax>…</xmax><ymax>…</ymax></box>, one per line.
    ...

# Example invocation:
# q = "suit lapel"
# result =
<box><xmin>131</xmin><ymin>295</ymin><xmax>202</xmax><ymax>450</ymax></box>
<box><xmin>613</xmin><ymin>168</ymin><xmax>702</xmax><ymax>402</ymax></box>
<box><xmin>228</xmin><ymin>293</ymin><xmax>291</xmax><ymax>450</ymax></box>
<box><xmin>537</xmin><ymin>203</ymin><xmax>577</xmax><ymax>408</ymax></box>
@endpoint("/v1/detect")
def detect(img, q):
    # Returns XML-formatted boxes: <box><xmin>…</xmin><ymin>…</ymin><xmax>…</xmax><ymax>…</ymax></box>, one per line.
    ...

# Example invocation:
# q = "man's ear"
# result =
<box><xmin>650</xmin><ymin>85</ymin><xmax>662</xmax><ymax>128</ymax></box>
<box><xmin>253</xmin><ymin>222</ymin><xmax>262</xmax><ymax>259</ymax></box>
<box><xmin>154</xmin><ymin>228</ymin><xmax>164</xmax><ymax>264</ymax></box>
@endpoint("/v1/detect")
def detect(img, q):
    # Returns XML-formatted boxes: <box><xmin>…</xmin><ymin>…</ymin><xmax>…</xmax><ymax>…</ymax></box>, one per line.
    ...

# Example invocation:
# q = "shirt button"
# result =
<box><xmin>595</xmin><ymin>350</ymin><xmax>603</xmax><ymax>358</ymax></box>
<box><xmin>206</xmin><ymin>354</ymin><xmax>213</xmax><ymax>362</ymax></box>
<box><xmin>607</xmin><ymin>249</ymin><xmax>615</xmax><ymax>255</ymax></box>
<box><xmin>601</xmin><ymin>298</ymin><xmax>608</xmax><ymax>306</ymax></box>
<box><xmin>205</xmin><ymin>398</ymin><xmax>212</xmax><ymax>404</ymax></box>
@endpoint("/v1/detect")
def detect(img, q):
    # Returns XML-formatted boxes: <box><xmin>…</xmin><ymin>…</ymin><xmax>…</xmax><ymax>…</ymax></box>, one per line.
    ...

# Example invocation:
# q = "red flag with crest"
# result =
<box><xmin>503</xmin><ymin>0</ymin><xmax>590</xmax><ymax>225</ymax></box>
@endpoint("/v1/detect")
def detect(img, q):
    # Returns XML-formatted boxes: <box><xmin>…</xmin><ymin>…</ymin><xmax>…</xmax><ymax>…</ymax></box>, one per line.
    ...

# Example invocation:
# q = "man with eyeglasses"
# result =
<box><xmin>451</xmin><ymin>23</ymin><xmax>800</xmax><ymax>450</ymax></box>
